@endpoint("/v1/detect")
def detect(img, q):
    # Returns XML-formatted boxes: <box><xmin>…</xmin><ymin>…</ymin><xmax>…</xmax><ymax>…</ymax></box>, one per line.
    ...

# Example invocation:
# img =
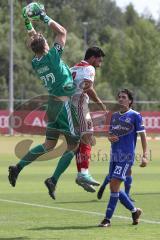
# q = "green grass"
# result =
<box><xmin>0</xmin><ymin>135</ymin><xmax>160</xmax><ymax>240</ymax></box>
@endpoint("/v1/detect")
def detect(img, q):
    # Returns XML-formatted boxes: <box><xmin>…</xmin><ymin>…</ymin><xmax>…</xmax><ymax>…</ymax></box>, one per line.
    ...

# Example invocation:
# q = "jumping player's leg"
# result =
<box><xmin>76</xmin><ymin>141</ymin><xmax>91</xmax><ymax>173</ymax></box>
<box><xmin>74</xmin><ymin>95</ymin><xmax>93</xmax><ymax>175</ymax></box>
<box><xmin>75</xmin><ymin>139</ymin><xmax>100</xmax><ymax>190</ymax></box>
<box><xmin>8</xmin><ymin>136</ymin><xmax>59</xmax><ymax>187</ymax></box>
<box><xmin>45</xmin><ymin>136</ymin><xmax>79</xmax><ymax>199</ymax></box>
<box><xmin>75</xmin><ymin>140</ymin><xmax>97</xmax><ymax>192</ymax></box>
<box><xmin>75</xmin><ymin>98</ymin><xmax>99</xmax><ymax>190</ymax></box>
<box><xmin>50</xmin><ymin>135</ymin><xmax>79</xmax><ymax>185</ymax></box>
<box><xmin>44</xmin><ymin>99</ymin><xmax>80</xmax><ymax>199</ymax></box>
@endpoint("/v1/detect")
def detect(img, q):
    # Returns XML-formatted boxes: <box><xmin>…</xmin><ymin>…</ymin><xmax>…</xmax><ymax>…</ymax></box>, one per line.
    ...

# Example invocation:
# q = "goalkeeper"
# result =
<box><xmin>8</xmin><ymin>2</ymin><xmax>80</xmax><ymax>200</ymax></box>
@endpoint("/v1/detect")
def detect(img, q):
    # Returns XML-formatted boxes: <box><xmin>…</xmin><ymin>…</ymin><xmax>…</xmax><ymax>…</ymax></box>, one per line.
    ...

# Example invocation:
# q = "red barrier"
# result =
<box><xmin>141</xmin><ymin>112</ymin><xmax>160</xmax><ymax>133</ymax></box>
<box><xmin>0</xmin><ymin>110</ymin><xmax>160</xmax><ymax>134</ymax></box>
<box><xmin>0</xmin><ymin>111</ymin><xmax>10</xmax><ymax>134</ymax></box>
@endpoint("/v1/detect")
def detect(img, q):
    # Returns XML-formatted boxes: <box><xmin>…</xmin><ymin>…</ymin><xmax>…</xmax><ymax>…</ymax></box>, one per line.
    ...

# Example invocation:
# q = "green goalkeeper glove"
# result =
<box><xmin>22</xmin><ymin>7</ymin><xmax>33</xmax><ymax>31</ymax></box>
<box><xmin>39</xmin><ymin>11</ymin><xmax>52</xmax><ymax>24</ymax></box>
<box><xmin>27</xmin><ymin>2</ymin><xmax>52</xmax><ymax>24</ymax></box>
<box><xmin>39</xmin><ymin>8</ymin><xmax>52</xmax><ymax>24</ymax></box>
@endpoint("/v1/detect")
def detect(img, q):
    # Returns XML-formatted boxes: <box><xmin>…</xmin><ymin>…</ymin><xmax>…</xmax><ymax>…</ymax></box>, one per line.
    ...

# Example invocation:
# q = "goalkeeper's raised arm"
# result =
<box><xmin>40</xmin><ymin>13</ymin><xmax>67</xmax><ymax>48</ymax></box>
<box><xmin>22</xmin><ymin>2</ymin><xmax>67</xmax><ymax>47</ymax></box>
<box><xmin>22</xmin><ymin>5</ymin><xmax>37</xmax><ymax>37</ymax></box>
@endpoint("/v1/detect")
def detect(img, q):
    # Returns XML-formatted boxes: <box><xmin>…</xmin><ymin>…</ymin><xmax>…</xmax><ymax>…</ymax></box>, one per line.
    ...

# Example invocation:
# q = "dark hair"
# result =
<box><xmin>84</xmin><ymin>46</ymin><xmax>105</xmax><ymax>60</ymax></box>
<box><xmin>117</xmin><ymin>89</ymin><xmax>134</xmax><ymax>107</ymax></box>
<box><xmin>30</xmin><ymin>33</ymin><xmax>46</xmax><ymax>55</ymax></box>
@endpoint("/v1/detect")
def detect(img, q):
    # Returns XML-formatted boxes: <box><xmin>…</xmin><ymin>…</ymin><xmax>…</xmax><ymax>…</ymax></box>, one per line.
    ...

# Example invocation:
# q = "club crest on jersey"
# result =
<box><xmin>125</xmin><ymin>118</ymin><xmax>131</xmax><ymax>123</ymax></box>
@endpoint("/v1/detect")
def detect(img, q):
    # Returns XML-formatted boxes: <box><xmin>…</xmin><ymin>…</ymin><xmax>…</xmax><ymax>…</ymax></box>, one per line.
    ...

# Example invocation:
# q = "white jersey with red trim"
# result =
<box><xmin>70</xmin><ymin>60</ymin><xmax>95</xmax><ymax>96</ymax></box>
<box><xmin>70</xmin><ymin>60</ymin><xmax>95</xmax><ymax>134</ymax></box>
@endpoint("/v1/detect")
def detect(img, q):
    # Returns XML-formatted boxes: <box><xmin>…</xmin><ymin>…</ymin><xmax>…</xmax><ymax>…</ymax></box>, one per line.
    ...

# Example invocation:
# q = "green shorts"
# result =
<box><xmin>46</xmin><ymin>98</ymin><xmax>80</xmax><ymax>142</ymax></box>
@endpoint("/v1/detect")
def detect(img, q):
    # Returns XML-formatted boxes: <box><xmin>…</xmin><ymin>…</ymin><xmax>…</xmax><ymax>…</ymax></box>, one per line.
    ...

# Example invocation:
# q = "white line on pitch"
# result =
<box><xmin>0</xmin><ymin>198</ymin><xmax>160</xmax><ymax>225</ymax></box>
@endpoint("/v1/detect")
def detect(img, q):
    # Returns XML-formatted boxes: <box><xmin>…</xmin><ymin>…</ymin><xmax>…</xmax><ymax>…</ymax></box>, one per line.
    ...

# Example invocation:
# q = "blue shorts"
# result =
<box><xmin>108</xmin><ymin>160</ymin><xmax>133</xmax><ymax>181</ymax></box>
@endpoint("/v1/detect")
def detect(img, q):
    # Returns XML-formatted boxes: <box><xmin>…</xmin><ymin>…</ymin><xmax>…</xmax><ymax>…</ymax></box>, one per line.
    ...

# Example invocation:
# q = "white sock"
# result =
<box><xmin>81</xmin><ymin>168</ymin><xmax>89</xmax><ymax>174</ymax></box>
<box><xmin>131</xmin><ymin>208</ymin><xmax>137</xmax><ymax>213</ymax></box>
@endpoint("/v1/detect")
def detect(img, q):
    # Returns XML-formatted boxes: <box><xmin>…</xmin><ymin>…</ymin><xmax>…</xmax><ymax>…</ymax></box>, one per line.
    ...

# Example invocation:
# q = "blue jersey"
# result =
<box><xmin>110</xmin><ymin>109</ymin><xmax>145</xmax><ymax>164</ymax></box>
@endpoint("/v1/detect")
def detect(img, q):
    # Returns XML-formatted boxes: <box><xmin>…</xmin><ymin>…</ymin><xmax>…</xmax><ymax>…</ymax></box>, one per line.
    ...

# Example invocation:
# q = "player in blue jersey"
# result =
<box><xmin>8</xmin><ymin>2</ymin><xmax>79</xmax><ymax>200</ymax></box>
<box><xmin>98</xmin><ymin>89</ymin><xmax>148</xmax><ymax>227</ymax></box>
<box><xmin>97</xmin><ymin>90</ymin><xmax>148</xmax><ymax>201</ymax></box>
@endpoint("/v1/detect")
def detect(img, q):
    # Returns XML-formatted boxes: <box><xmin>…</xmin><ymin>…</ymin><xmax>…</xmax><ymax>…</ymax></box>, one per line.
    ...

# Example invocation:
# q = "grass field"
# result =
<box><xmin>0</xmin><ymin>135</ymin><xmax>160</xmax><ymax>240</ymax></box>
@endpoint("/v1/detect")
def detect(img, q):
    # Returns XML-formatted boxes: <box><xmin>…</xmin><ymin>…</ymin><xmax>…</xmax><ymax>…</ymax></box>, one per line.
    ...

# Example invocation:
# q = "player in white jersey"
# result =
<box><xmin>70</xmin><ymin>47</ymin><xmax>106</xmax><ymax>192</ymax></box>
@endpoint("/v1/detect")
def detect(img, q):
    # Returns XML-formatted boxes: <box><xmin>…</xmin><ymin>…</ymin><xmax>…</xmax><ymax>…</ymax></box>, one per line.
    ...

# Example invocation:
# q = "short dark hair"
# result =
<box><xmin>29</xmin><ymin>33</ymin><xmax>46</xmax><ymax>55</ymax></box>
<box><xmin>117</xmin><ymin>89</ymin><xmax>134</xmax><ymax>107</ymax></box>
<box><xmin>84</xmin><ymin>46</ymin><xmax>105</xmax><ymax>60</ymax></box>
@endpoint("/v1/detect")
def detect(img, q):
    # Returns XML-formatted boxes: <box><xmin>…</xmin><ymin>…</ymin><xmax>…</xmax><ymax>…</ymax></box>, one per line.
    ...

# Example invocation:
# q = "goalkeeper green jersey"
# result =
<box><xmin>32</xmin><ymin>43</ymin><xmax>76</xmax><ymax>97</ymax></box>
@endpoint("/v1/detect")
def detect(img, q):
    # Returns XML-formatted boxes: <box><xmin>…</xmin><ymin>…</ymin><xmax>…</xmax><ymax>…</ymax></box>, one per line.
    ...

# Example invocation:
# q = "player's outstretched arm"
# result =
<box><xmin>49</xmin><ymin>20</ymin><xmax>67</xmax><ymax>48</ymax></box>
<box><xmin>87</xmin><ymin>87</ymin><xmax>106</xmax><ymax>111</ymax></box>
<box><xmin>40</xmin><ymin>12</ymin><xmax>67</xmax><ymax>47</ymax></box>
<box><xmin>139</xmin><ymin>132</ymin><xmax>148</xmax><ymax>167</ymax></box>
<box><xmin>22</xmin><ymin>6</ymin><xmax>36</xmax><ymax>37</ymax></box>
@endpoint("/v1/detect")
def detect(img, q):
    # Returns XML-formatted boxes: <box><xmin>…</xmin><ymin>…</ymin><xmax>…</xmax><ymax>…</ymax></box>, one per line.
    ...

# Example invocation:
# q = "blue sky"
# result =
<box><xmin>115</xmin><ymin>0</ymin><xmax>160</xmax><ymax>20</ymax></box>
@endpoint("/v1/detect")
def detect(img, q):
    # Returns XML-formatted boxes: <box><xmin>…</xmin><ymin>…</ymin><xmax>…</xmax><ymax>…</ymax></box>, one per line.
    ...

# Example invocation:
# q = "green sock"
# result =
<box><xmin>17</xmin><ymin>144</ymin><xmax>46</xmax><ymax>171</ymax></box>
<box><xmin>51</xmin><ymin>151</ymin><xmax>74</xmax><ymax>183</ymax></box>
